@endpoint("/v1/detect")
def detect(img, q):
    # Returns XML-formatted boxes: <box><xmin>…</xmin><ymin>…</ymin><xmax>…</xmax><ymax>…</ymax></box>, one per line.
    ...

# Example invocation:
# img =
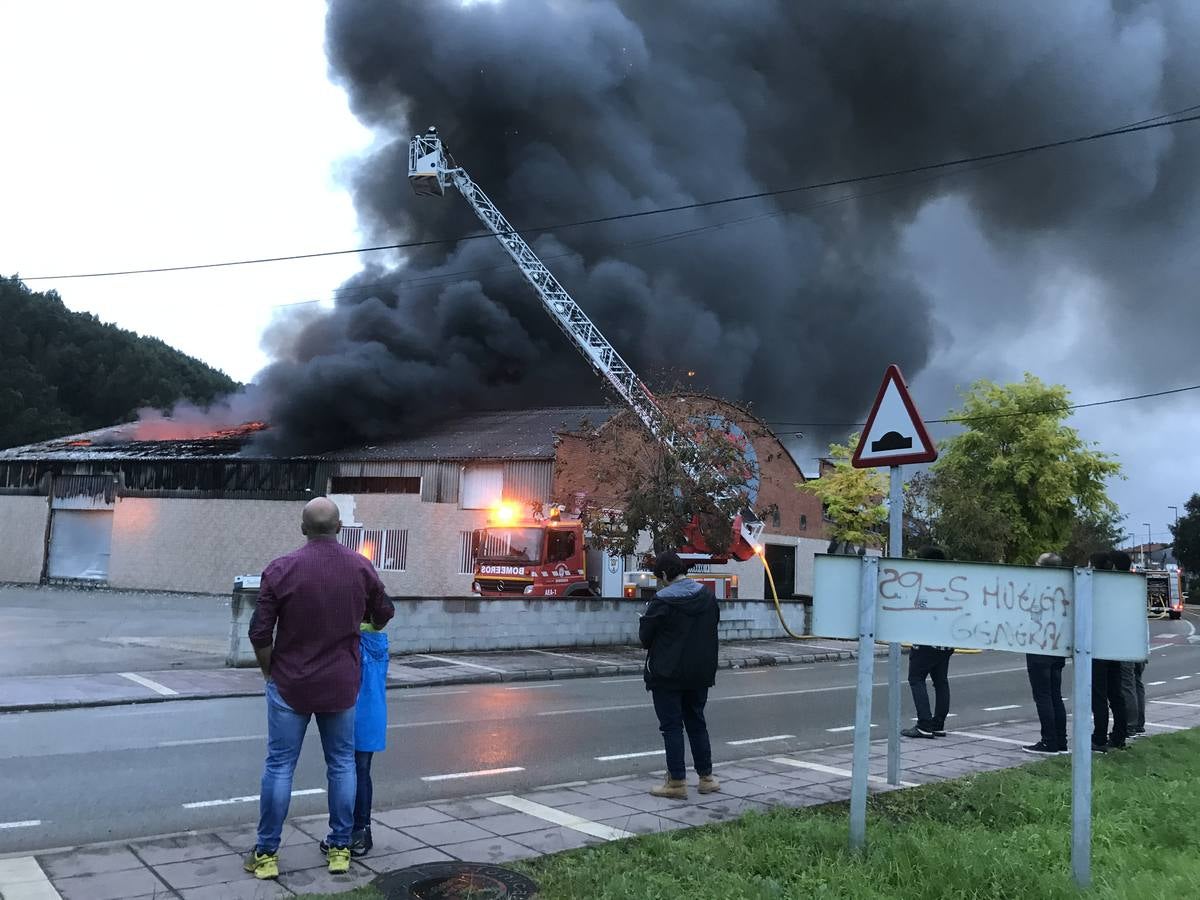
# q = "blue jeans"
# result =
<box><xmin>651</xmin><ymin>688</ymin><xmax>712</xmax><ymax>781</ymax></box>
<box><xmin>257</xmin><ymin>680</ymin><xmax>356</xmax><ymax>853</ymax></box>
<box><xmin>354</xmin><ymin>752</ymin><xmax>373</xmax><ymax>832</ymax></box>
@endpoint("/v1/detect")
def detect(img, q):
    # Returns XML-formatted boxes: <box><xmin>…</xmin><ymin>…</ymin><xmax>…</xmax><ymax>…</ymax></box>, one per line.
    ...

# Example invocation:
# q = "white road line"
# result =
<box><xmin>1148</xmin><ymin>681</ymin><xmax>1167</xmax><ymax>686</ymax></box>
<box><xmin>730</xmin><ymin>668</ymin><xmax>772</xmax><ymax>675</ymax></box>
<box><xmin>505</xmin><ymin>683</ymin><xmax>563</xmax><ymax>690</ymax></box>
<box><xmin>595</xmin><ymin>749</ymin><xmax>664</xmax><ymax>761</ymax></box>
<box><xmin>394</xmin><ymin>689</ymin><xmax>471</xmax><ymax>697</ymax></box>
<box><xmin>539</xmin><ymin>703</ymin><xmax>648</xmax><ymax>717</ymax></box>
<box><xmin>159</xmin><ymin>735</ymin><xmax>261</xmax><ymax>747</ymax></box>
<box><xmin>529</xmin><ymin>648</ymin><xmax>620</xmax><ymax>667</ymax></box>
<box><xmin>0</xmin><ymin>856</ymin><xmax>61</xmax><ymax>900</ymax></box>
<box><xmin>388</xmin><ymin>717</ymin><xmax>473</xmax><ymax>729</ymax></box>
<box><xmin>826</xmin><ymin>724</ymin><xmax>877</xmax><ymax>733</ymax></box>
<box><xmin>416</xmin><ymin>654</ymin><xmax>507</xmax><ymax>673</ymax></box>
<box><xmin>488</xmin><ymin>794</ymin><xmax>634</xmax><ymax>840</ymax></box>
<box><xmin>1149</xmin><ymin>644</ymin><xmax>1171</xmax><ymax>651</ymax></box>
<box><xmin>1174</xmin><ymin>675</ymin><xmax>1192</xmax><ymax>681</ymax></box>
<box><xmin>0</xmin><ymin>820</ymin><xmax>41</xmax><ymax>829</ymax></box>
<box><xmin>1145</xmin><ymin>722</ymin><xmax>1186</xmax><ymax>731</ymax></box>
<box><xmin>727</xmin><ymin>734</ymin><xmax>795</xmax><ymax>746</ymax></box>
<box><xmin>183</xmin><ymin>788</ymin><xmax>323</xmax><ymax>809</ymax></box>
<box><xmin>117</xmin><ymin>672</ymin><xmax>179</xmax><ymax>696</ymax></box>
<box><xmin>770</xmin><ymin>757</ymin><xmax>917</xmax><ymax>788</ymax></box>
<box><xmin>600</xmin><ymin>676</ymin><xmax>643</xmax><ymax>684</ymax></box>
<box><xmin>984</xmin><ymin>704</ymin><xmax>1021</xmax><ymax>711</ymax></box>
<box><xmin>951</xmin><ymin>731</ymin><xmax>1028</xmax><ymax>746</ymax></box>
<box><xmin>1150</xmin><ymin>700</ymin><xmax>1200</xmax><ymax>709</ymax></box>
<box><xmin>421</xmin><ymin>767</ymin><xmax>525</xmax><ymax>782</ymax></box>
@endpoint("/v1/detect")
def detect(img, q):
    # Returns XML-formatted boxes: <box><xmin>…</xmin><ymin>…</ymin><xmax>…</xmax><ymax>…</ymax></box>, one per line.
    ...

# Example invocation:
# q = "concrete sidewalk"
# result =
<box><xmin>0</xmin><ymin>638</ymin><xmax>875</xmax><ymax>713</ymax></box>
<box><xmin>6</xmin><ymin>688</ymin><xmax>1198</xmax><ymax>899</ymax></box>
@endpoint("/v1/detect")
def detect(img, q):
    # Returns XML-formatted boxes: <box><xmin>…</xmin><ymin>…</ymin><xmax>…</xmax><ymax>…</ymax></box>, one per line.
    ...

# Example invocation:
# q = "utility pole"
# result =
<box><xmin>1169</xmin><ymin>506</ymin><xmax>1179</xmax><ymax>529</ymax></box>
<box><xmin>1143</xmin><ymin>522</ymin><xmax>1152</xmax><ymax>567</ymax></box>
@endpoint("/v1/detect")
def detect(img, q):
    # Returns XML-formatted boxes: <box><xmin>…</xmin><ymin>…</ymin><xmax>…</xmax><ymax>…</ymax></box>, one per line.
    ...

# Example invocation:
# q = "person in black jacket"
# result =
<box><xmin>640</xmin><ymin>551</ymin><xmax>721</xmax><ymax>799</ymax></box>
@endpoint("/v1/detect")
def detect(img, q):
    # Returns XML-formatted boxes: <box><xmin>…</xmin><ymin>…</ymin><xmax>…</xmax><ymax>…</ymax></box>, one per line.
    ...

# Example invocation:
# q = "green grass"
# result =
<box><xmin>302</xmin><ymin>730</ymin><xmax>1200</xmax><ymax>898</ymax></box>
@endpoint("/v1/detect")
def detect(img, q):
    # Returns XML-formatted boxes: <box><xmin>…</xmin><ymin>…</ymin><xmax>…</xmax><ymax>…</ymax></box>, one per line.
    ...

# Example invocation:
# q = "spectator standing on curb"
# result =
<box><xmin>243</xmin><ymin>497</ymin><xmax>395</xmax><ymax>881</ymax></box>
<box><xmin>640</xmin><ymin>550</ymin><xmax>721</xmax><ymax>799</ymax></box>
<box><xmin>902</xmin><ymin>546</ymin><xmax>955</xmax><ymax>740</ymax></box>
<box><xmin>1089</xmin><ymin>551</ymin><xmax>1128</xmax><ymax>752</ymax></box>
<box><xmin>1110</xmin><ymin>550</ymin><xmax>1147</xmax><ymax>738</ymax></box>
<box><xmin>319</xmin><ymin>612</ymin><xmax>393</xmax><ymax>858</ymax></box>
<box><xmin>1023</xmin><ymin>552</ymin><xmax>1068</xmax><ymax>755</ymax></box>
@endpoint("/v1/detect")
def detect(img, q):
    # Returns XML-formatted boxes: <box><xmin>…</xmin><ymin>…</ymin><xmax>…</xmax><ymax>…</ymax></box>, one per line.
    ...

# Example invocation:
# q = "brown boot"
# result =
<box><xmin>698</xmin><ymin>774</ymin><xmax>721</xmax><ymax>794</ymax></box>
<box><xmin>649</xmin><ymin>777</ymin><xmax>688</xmax><ymax>799</ymax></box>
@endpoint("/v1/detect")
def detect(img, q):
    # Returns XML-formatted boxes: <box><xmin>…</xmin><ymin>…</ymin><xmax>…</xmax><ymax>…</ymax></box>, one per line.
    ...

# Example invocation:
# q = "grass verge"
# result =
<box><xmin>304</xmin><ymin>729</ymin><xmax>1200</xmax><ymax>899</ymax></box>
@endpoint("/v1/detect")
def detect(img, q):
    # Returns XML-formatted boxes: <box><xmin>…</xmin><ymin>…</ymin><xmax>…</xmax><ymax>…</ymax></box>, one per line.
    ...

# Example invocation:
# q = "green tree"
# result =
<box><xmin>926</xmin><ymin>374</ymin><xmax>1121</xmax><ymax>564</ymax></box>
<box><xmin>0</xmin><ymin>276</ymin><xmax>239</xmax><ymax>448</ymax></box>
<box><xmin>1061</xmin><ymin>508</ymin><xmax>1126</xmax><ymax>567</ymax></box>
<box><xmin>797</xmin><ymin>434</ymin><xmax>888</xmax><ymax>550</ymax></box>
<box><xmin>574</xmin><ymin>401</ymin><xmax>763</xmax><ymax>560</ymax></box>
<box><xmin>1169</xmin><ymin>494</ymin><xmax>1200</xmax><ymax>575</ymax></box>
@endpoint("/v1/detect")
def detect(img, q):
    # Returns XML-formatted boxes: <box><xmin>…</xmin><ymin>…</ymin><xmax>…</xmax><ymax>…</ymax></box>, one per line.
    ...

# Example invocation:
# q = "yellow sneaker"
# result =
<box><xmin>243</xmin><ymin>848</ymin><xmax>279</xmax><ymax>880</ymax></box>
<box><xmin>327</xmin><ymin>845</ymin><xmax>352</xmax><ymax>874</ymax></box>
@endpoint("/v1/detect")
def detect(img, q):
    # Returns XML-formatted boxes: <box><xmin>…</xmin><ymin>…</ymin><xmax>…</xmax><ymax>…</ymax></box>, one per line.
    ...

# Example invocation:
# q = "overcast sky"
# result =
<box><xmin>1</xmin><ymin>0</ymin><xmax>1195</xmax><ymax>546</ymax></box>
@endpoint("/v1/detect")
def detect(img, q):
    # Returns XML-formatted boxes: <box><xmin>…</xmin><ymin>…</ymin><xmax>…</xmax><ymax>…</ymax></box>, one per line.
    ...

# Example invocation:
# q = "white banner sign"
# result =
<box><xmin>813</xmin><ymin>555</ymin><xmax>1149</xmax><ymax>661</ymax></box>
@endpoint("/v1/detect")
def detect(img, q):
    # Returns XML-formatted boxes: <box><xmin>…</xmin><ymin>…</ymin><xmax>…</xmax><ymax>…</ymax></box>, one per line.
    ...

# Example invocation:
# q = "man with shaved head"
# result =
<box><xmin>244</xmin><ymin>497</ymin><xmax>394</xmax><ymax>880</ymax></box>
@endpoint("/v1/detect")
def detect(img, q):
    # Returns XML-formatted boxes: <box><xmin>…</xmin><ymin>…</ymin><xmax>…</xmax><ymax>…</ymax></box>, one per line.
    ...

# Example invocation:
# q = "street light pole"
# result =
<box><xmin>1143</xmin><ymin>522</ymin><xmax>1152</xmax><ymax>567</ymax></box>
<box><xmin>1169</xmin><ymin>506</ymin><xmax>1179</xmax><ymax>529</ymax></box>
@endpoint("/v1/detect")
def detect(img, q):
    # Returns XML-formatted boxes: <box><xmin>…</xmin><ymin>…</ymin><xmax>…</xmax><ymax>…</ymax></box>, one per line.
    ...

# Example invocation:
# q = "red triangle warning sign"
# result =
<box><xmin>851</xmin><ymin>364</ymin><xmax>937</xmax><ymax>468</ymax></box>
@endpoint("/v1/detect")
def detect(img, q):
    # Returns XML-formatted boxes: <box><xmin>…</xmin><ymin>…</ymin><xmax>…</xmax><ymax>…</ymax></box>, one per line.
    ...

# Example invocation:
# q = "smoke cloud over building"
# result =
<box><xmin>254</xmin><ymin>0</ymin><xmax>1200</xmax><ymax>453</ymax></box>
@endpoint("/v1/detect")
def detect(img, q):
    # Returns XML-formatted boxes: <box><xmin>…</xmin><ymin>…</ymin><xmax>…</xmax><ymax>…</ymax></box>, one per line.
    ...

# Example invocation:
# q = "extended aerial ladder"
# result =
<box><xmin>408</xmin><ymin>126</ymin><xmax>763</xmax><ymax>561</ymax></box>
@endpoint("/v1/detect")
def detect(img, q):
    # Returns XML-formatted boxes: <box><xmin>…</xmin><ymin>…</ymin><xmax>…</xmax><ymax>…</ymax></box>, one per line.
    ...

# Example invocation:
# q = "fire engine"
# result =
<box><xmin>1133</xmin><ymin>562</ymin><xmax>1185</xmax><ymax>620</ymax></box>
<box><xmin>409</xmin><ymin>127</ymin><xmax>762</xmax><ymax>598</ymax></box>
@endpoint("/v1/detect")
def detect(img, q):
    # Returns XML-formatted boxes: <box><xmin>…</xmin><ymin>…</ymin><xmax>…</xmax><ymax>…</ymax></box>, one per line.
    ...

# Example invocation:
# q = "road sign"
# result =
<box><xmin>851</xmin><ymin>364</ymin><xmax>937</xmax><ymax>468</ymax></box>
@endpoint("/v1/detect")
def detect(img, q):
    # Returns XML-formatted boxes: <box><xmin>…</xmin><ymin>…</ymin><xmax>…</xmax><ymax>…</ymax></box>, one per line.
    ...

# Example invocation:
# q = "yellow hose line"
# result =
<box><xmin>759</xmin><ymin>550</ymin><xmax>810</xmax><ymax>640</ymax></box>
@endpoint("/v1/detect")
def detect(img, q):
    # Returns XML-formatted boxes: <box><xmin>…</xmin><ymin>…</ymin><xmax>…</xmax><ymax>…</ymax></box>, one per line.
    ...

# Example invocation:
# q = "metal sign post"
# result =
<box><xmin>849</xmin><ymin>555</ymin><xmax>879</xmax><ymax>849</ymax></box>
<box><xmin>886</xmin><ymin>466</ymin><xmax>903</xmax><ymax>786</ymax></box>
<box><xmin>1070</xmin><ymin>567</ymin><xmax>1093</xmax><ymax>888</ymax></box>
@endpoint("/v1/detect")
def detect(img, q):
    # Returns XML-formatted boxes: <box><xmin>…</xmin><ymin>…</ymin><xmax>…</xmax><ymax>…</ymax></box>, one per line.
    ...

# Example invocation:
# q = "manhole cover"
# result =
<box><xmin>376</xmin><ymin>862</ymin><xmax>538</xmax><ymax>899</ymax></box>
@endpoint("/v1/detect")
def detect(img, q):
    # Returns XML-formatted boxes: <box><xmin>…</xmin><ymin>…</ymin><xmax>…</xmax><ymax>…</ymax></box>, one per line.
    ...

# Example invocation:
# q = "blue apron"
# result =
<box><xmin>355</xmin><ymin>630</ymin><xmax>389</xmax><ymax>752</ymax></box>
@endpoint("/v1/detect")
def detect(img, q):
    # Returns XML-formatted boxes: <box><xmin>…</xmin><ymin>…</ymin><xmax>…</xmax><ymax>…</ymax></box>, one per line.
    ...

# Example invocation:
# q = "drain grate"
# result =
<box><xmin>376</xmin><ymin>862</ymin><xmax>538</xmax><ymax>899</ymax></box>
<box><xmin>395</xmin><ymin>657</ymin><xmax>457</xmax><ymax>670</ymax></box>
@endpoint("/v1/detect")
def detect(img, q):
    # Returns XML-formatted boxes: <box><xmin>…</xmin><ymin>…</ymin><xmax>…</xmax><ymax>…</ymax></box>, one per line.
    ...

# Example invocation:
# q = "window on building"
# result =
<box><xmin>330</xmin><ymin>476</ymin><xmax>420</xmax><ymax>495</ymax></box>
<box><xmin>459</xmin><ymin>530</ymin><xmax>476</xmax><ymax>575</ymax></box>
<box><xmin>339</xmin><ymin>526</ymin><xmax>408</xmax><ymax>572</ymax></box>
<box><xmin>799</xmin><ymin>514</ymin><xmax>807</xmax><ymax>531</ymax></box>
<box><xmin>460</xmin><ymin>464</ymin><xmax>503</xmax><ymax>509</ymax></box>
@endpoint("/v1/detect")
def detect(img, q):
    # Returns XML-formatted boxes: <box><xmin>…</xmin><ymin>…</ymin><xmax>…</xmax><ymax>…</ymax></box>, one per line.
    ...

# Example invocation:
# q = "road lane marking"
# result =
<box><xmin>488</xmin><ymin>795</ymin><xmax>633</xmax><ymax>840</ymax></box>
<box><xmin>159</xmin><ymin>735</ymin><xmax>261</xmax><ymax>747</ymax></box>
<box><xmin>421</xmin><ymin>767</ymin><xmax>525</xmax><ymax>782</ymax></box>
<box><xmin>117</xmin><ymin>672</ymin><xmax>178</xmax><ymax>696</ymax></box>
<box><xmin>395</xmin><ymin>689</ymin><xmax>471</xmax><ymax>697</ymax></box>
<box><xmin>416</xmin><ymin>654</ymin><xmax>507</xmax><ymax>673</ymax></box>
<box><xmin>389</xmin><ymin>718</ymin><xmax>473</xmax><ymax>729</ymax></box>
<box><xmin>1145</xmin><ymin>722</ymin><xmax>1186</xmax><ymax>731</ymax></box>
<box><xmin>1150</xmin><ymin>700</ymin><xmax>1200</xmax><ymax>708</ymax></box>
<box><xmin>529</xmin><ymin>648</ymin><xmax>619</xmax><ymax>667</ymax></box>
<box><xmin>600</xmin><ymin>677</ymin><xmax>643</xmax><ymax>684</ymax></box>
<box><xmin>952</xmin><ymin>731</ymin><xmax>1028</xmax><ymax>746</ymax></box>
<box><xmin>595</xmin><ymin>750</ymin><xmax>663</xmax><ymax>761</ymax></box>
<box><xmin>0</xmin><ymin>820</ymin><xmax>41</xmax><ymax>829</ymax></box>
<box><xmin>1148</xmin><ymin>681</ymin><xmax>1167</xmax><ymax>686</ymax></box>
<box><xmin>826</xmin><ymin>725</ymin><xmax>876</xmax><ymax>733</ymax></box>
<box><xmin>984</xmin><ymin>705</ymin><xmax>1021</xmax><ymax>711</ymax></box>
<box><xmin>505</xmin><ymin>683</ymin><xmax>563</xmax><ymax>690</ymax></box>
<box><xmin>184</xmin><ymin>788</ymin><xmax>323</xmax><ymax>809</ymax></box>
<box><xmin>727</xmin><ymin>734</ymin><xmax>795</xmax><ymax>746</ymax></box>
<box><xmin>1174</xmin><ymin>675</ymin><xmax>1192</xmax><ymax>681</ymax></box>
<box><xmin>770</xmin><ymin>757</ymin><xmax>917</xmax><ymax>787</ymax></box>
<box><xmin>0</xmin><ymin>856</ymin><xmax>61</xmax><ymax>900</ymax></box>
<box><xmin>539</xmin><ymin>703</ymin><xmax>648</xmax><ymax>717</ymax></box>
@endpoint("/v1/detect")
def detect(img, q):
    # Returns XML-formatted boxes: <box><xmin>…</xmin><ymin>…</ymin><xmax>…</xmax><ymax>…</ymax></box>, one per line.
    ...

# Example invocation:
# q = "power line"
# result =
<box><xmin>765</xmin><ymin>382</ymin><xmax>1200</xmax><ymax>430</ymax></box>
<box><xmin>22</xmin><ymin>109</ymin><xmax>1200</xmax><ymax>282</ymax></box>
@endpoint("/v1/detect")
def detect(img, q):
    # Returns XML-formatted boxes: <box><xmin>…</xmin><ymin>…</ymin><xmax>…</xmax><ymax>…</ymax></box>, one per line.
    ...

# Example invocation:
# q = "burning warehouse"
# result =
<box><xmin>0</xmin><ymin>399</ymin><xmax>829</xmax><ymax>598</ymax></box>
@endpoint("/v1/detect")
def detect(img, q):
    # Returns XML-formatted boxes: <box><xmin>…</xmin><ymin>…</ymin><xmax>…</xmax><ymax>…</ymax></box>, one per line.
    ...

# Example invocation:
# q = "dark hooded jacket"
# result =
<box><xmin>640</xmin><ymin>578</ymin><xmax>720</xmax><ymax>691</ymax></box>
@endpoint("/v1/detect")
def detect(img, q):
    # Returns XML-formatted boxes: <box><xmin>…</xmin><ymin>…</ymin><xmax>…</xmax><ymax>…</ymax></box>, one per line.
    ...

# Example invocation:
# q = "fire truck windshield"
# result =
<box><xmin>477</xmin><ymin>527</ymin><xmax>544</xmax><ymax>564</ymax></box>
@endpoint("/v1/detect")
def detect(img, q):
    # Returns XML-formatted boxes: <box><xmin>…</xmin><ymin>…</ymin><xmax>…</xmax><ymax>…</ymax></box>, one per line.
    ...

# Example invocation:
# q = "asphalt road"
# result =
<box><xmin>2</xmin><ymin>614</ymin><xmax>1197</xmax><ymax>854</ymax></box>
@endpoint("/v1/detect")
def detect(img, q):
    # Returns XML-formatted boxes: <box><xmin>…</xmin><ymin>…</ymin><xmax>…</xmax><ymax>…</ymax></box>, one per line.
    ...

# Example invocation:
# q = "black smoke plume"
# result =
<box><xmin>256</xmin><ymin>0</ymin><xmax>1200</xmax><ymax>454</ymax></box>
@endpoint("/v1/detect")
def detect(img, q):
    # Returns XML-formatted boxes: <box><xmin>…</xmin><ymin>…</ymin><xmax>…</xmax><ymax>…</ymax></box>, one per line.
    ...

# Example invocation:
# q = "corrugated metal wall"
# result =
<box><xmin>332</xmin><ymin>459</ymin><xmax>553</xmax><ymax>506</ymax></box>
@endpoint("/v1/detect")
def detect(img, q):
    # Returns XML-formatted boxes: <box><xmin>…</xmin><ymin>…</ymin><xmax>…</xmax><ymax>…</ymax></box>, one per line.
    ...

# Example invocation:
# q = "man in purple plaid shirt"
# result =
<box><xmin>242</xmin><ymin>497</ymin><xmax>394</xmax><ymax>880</ymax></box>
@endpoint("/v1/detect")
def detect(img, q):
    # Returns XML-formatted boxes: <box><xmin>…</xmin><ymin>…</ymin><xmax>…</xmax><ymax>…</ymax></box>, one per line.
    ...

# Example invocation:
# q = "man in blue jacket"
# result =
<box><xmin>640</xmin><ymin>550</ymin><xmax>721</xmax><ymax>799</ymax></box>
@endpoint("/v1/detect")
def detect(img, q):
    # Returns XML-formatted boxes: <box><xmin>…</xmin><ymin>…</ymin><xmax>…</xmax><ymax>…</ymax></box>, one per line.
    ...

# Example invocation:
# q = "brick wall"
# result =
<box><xmin>0</xmin><ymin>495</ymin><xmax>49</xmax><ymax>583</ymax></box>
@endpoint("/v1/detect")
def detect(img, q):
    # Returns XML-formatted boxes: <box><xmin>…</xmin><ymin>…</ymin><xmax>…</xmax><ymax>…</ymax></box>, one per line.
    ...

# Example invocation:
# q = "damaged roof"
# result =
<box><xmin>0</xmin><ymin>407</ymin><xmax>616</xmax><ymax>463</ymax></box>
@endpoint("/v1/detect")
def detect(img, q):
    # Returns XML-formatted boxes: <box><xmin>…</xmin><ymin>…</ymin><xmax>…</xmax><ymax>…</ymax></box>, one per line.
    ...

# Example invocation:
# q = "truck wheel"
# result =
<box><xmin>565</xmin><ymin>585</ymin><xmax>597</xmax><ymax>598</ymax></box>
<box><xmin>1169</xmin><ymin>610</ymin><xmax>1182</xmax><ymax>620</ymax></box>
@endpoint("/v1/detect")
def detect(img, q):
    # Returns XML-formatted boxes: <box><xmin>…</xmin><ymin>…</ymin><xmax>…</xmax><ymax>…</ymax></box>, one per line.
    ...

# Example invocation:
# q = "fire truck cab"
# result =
<box><xmin>471</xmin><ymin>504</ymin><xmax>599</xmax><ymax>598</ymax></box>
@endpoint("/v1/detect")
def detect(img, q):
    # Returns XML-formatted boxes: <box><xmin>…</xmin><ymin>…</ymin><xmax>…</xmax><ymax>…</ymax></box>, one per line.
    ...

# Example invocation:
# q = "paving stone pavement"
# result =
<box><xmin>0</xmin><ymin>638</ymin><xmax>878</xmax><ymax>713</ymax></box>
<box><xmin>5</xmin><ymin>688</ymin><xmax>1197</xmax><ymax>898</ymax></box>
